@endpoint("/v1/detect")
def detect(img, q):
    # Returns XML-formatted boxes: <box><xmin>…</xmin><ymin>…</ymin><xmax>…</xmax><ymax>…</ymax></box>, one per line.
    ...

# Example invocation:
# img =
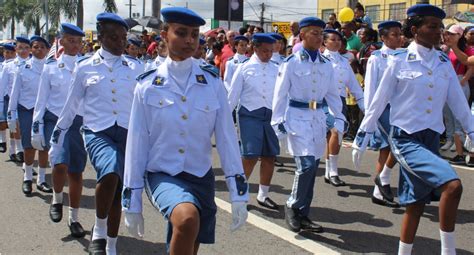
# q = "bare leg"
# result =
<box><xmin>242</xmin><ymin>158</ymin><xmax>258</xmax><ymax>180</ymax></box>
<box><xmin>260</xmin><ymin>157</ymin><xmax>275</xmax><ymax>186</ymax></box>
<box><xmin>376</xmin><ymin>148</ymin><xmax>390</xmax><ymax>174</ymax></box>
<box><xmin>95</xmin><ymin>174</ymin><xmax>119</xmax><ymax>219</ymax></box>
<box><xmin>400</xmin><ymin>203</ymin><xmax>425</xmax><ymax>244</ymax></box>
<box><xmin>107</xmin><ymin>186</ymin><xmax>122</xmax><ymax>237</ymax></box>
<box><xmin>439</xmin><ymin>180</ymin><xmax>463</xmax><ymax>232</ymax></box>
<box><xmin>24</xmin><ymin>148</ymin><xmax>35</xmax><ymax>165</ymax></box>
<box><xmin>169</xmin><ymin>203</ymin><xmax>200</xmax><ymax>255</ymax></box>
<box><xmin>52</xmin><ymin>164</ymin><xmax>68</xmax><ymax>193</ymax></box>
<box><xmin>68</xmin><ymin>172</ymin><xmax>83</xmax><ymax>209</ymax></box>
<box><xmin>38</xmin><ymin>150</ymin><xmax>49</xmax><ymax>168</ymax></box>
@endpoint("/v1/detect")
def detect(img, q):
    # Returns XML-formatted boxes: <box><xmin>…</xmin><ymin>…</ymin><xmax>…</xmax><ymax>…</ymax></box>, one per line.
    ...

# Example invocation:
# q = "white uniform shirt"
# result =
<box><xmin>271</xmin><ymin>52</ymin><xmax>285</xmax><ymax>65</ymax></box>
<box><xmin>124</xmin><ymin>55</ymin><xmax>145</xmax><ymax>75</ymax></box>
<box><xmin>144</xmin><ymin>55</ymin><xmax>166</xmax><ymax>72</ymax></box>
<box><xmin>123</xmin><ymin>57</ymin><xmax>244</xmax><ymax>197</ymax></box>
<box><xmin>228</xmin><ymin>54</ymin><xmax>279</xmax><ymax>111</ymax></box>
<box><xmin>0</xmin><ymin>56</ymin><xmax>28</xmax><ymax>98</ymax></box>
<box><xmin>33</xmin><ymin>54</ymin><xmax>84</xmax><ymax>125</ymax></box>
<box><xmin>323</xmin><ymin>49</ymin><xmax>364</xmax><ymax>101</ymax></box>
<box><xmin>8</xmin><ymin>57</ymin><xmax>46</xmax><ymax>112</ymax></box>
<box><xmin>272</xmin><ymin>49</ymin><xmax>345</xmax><ymax>158</ymax></box>
<box><xmin>359</xmin><ymin>42</ymin><xmax>474</xmax><ymax>135</ymax></box>
<box><xmin>223</xmin><ymin>53</ymin><xmax>249</xmax><ymax>91</ymax></box>
<box><xmin>55</xmin><ymin>48</ymin><xmax>137</xmax><ymax>133</ymax></box>
<box><xmin>363</xmin><ymin>45</ymin><xmax>396</xmax><ymax>109</ymax></box>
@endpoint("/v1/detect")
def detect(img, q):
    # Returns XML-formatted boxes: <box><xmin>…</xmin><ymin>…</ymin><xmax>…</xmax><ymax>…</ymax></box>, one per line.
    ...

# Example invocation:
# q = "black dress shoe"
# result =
<box><xmin>37</xmin><ymin>182</ymin><xmax>53</xmax><ymax>193</ymax></box>
<box><xmin>285</xmin><ymin>206</ymin><xmax>301</xmax><ymax>232</ymax></box>
<box><xmin>49</xmin><ymin>203</ymin><xmax>63</xmax><ymax>222</ymax></box>
<box><xmin>372</xmin><ymin>195</ymin><xmax>400</xmax><ymax>208</ymax></box>
<box><xmin>22</xmin><ymin>180</ymin><xmax>32</xmax><ymax>195</ymax></box>
<box><xmin>89</xmin><ymin>238</ymin><xmax>107</xmax><ymax>255</ymax></box>
<box><xmin>374</xmin><ymin>175</ymin><xmax>394</xmax><ymax>202</ymax></box>
<box><xmin>0</xmin><ymin>142</ymin><xmax>6</xmax><ymax>153</ymax></box>
<box><xmin>300</xmin><ymin>216</ymin><xmax>324</xmax><ymax>233</ymax></box>
<box><xmin>69</xmin><ymin>222</ymin><xmax>86</xmax><ymax>238</ymax></box>
<box><xmin>16</xmin><ymin>151</ymin><xmax>24</xmax><ymax>163</ymax></box>
<box><xmin>257</xmin><ymin>197</ymin><xmax>279</xmax><ymax>210</ymax></box>
<box><xmin>9</xmin><ymin>154</ymin><xmax>16</xmax><ymax>162</ymax></box>
<box><xmin>327</xmin><ymin>176</ymin><xmax>346</xmax><ymax>187</ymax></box>
<box><xmin>274</xmin><ymin>158</ymin><xmax>284</xmax><ymax>167</ymax></box>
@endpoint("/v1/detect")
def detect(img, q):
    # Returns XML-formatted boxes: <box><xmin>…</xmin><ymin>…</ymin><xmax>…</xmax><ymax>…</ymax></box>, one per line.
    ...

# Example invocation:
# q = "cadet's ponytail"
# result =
<box><xmin>402</xmin><ymin>15</ymin><xmax>426</xmax><ymax>39</ymax></box>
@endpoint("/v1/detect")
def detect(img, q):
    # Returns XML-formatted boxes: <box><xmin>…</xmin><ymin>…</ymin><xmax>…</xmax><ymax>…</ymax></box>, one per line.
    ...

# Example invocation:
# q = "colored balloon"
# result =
<box><xmin>339</xmin><ymin>7</ymin><xmax>355</xmax><ymax>22</ymax></box>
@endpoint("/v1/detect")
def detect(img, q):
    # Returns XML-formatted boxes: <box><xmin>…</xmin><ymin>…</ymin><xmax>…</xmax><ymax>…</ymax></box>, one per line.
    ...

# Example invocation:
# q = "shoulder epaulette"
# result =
<box><xmin>320</xmin><ymin>55</ymin><xmax>330</xmax><ymax>63</ymax></box>
<box><xmin>46</xmin><ymin>57</ymin><xmax>57</xmax><ymax>64</ymax></box>
<box><xmin>371</xmin><ymin>50</ymin><xmax>381</xmax><ymax>56</ymax></box>
<box><xmin>124</xmin><ymin>55</ymin><xmax>139</xmax><ymax>62</ymax></box>
<box><xmin>284</xmin><ymin>54</ymin><xmax>295</xmax><ymax>62</ymax></box>
<box><xmin>199</xmin><ymin>64</ymin><xmax>219</xmax><ymax>78</ymax></box>
<box><xmin>438</xmin><ymin>50</ymin><xmax>449</xmax><ymax>59</ymax></box>
<box><xmin>136</xmin><ymin>69</ymin><xmax>156</xmax><ymax>81</ymax></box>
<box><xmin>228</xmin><ymin>56</ymin><xmax>234</xmax><ymax>61</ymax></box>
<box><xmin>242</xmin><ymin>58</ymin><xmax>250</xmax><ymax>63</ymax></box>
<box><xmin>391</xmin><ymin>48</ymin><xmax>408</xmax><ymax>56</ymax></box>
<box><xmin>5</xmin><ymin>59</ymin><xmax>13</xmax><ymax>63</ymax></box>
<box><xmin>76</xmin><ymin>56</ymin><xmax>91</xmax><ymax>64</ymax></box>
<box><xmin>270</xmin><ymin>59</ymin><xmax>279</xmax><ymax>65</ymax></box>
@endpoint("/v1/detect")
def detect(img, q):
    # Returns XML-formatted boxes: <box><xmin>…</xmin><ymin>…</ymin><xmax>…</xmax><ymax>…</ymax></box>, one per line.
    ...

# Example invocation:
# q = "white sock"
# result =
<box><xmin>9</xmin><ymin>138</ymin><xmax>16</xmax><ymax>154</ymax></box>
<box><xmin>24</xmin><ymin>164</ymin><xmax>33</xmax><ymax>181</ymax></box>
<box><xmin>0</xmin><ymin>130</ymin><xmax>6</xmax><ymax>142</ymax></box>
<box><xmin>373</xmin><ymin>186</ymin><xmax>383</xmax><ymax>199</ymax></box>
<box><xmin>257</xmin><ymin>184</ymin><xmax>270</xmax><ymax>201</ymax></box>
<box><xmin>106</xmin><ymin>236</ymin><xmax>118</xmax><ymax>255</ymax></box>
<box><xmin>69</xmin><ymin>207</ymin><xmax>79</xmax><ymax>225</ymax></box>
<box><xmin>15</xmin><ymin>139</ymin><xmax>23</xmax><ymax>153</ymax></box>
<box><xmin>440</xmin><ymin>230</ymin><xmax>456</xmax><ymax>255</ymax></box>
<box><xmin>329</xmin><ymin>154</ymin><xmax>339</xmax><ymax>177</ymax></box>
<box><xmin>398</xmin><ymin>240</ymin><xmax>413</xmax><ymax>255</ymax></box>
<box><xmin>325</xmin><ymin>159</ymin><xmax>330</xmax><ymax>179</ymax></box>
<box><xmin>92</xmin><ymin>216</ymin><xmax>108</xmax><ymax>240</ymax></box>
<box><xmin>37</xmin><ymin>167</ymin><xmax>46</xmax><ymax>184</ymax></box>
<box><xmin>380</xmin><ymin>165</ymin><xmax>392</xmax><ymax>186</ymax></box>
<box><xmin>52</xmin><ymin>192</ymin><xmax>63</xmax><ymax>205</ymax></box>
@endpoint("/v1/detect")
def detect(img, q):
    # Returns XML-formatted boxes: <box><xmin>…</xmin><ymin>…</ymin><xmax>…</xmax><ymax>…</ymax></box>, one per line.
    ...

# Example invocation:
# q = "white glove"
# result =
<box><xmin>48</xmin><ymin>127</ymin><xmax>67</xmax><ymax>166</ymax></box>
<box><xmin>230</xmin><ymin>201</ymin><xmax>248</xmax><ymax>232</ymax></box>
<box><xmin>351</xmin><ymin>130</ymin><xmax>372</xmax><ymax>171</ymax></box>
<box><xmin>31</xmin><ymin>122</ymin><xmax>46</xmax><ymax>151</ymax></box>
<box><xmin>7</xmin><ymin>110</ymin><xmax>16</xmax><ymax>132</ymax></box>
<box><xmin>124</xmin><ymin>212</ymin><xmax>144</xmax><ymax>238</ymax></box>
<box><xmin>352</xmin><ymin>148</ymin><xmax>364</xmax><ymax>171</ymax></box>
<box><xmin>273</xmin><ymin>122</ymin><xmax>288</xmax><ymax>140</ymax></box>
<box><xmin>0</xmin><ymin>102</ymin><xmax>5</xmax><ymax>121</ymax></box>
<box><xmin>465</xmin><ymin>133</ymin><xmax>474</xmax><ymax>153</ymax></box>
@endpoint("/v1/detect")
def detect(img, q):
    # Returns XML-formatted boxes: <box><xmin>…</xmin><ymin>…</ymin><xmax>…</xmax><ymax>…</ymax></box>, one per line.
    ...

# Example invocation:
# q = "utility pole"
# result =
<box><xmin>260</xmin><ymin>2</ymin><xmax>265</xmax><ymax>28</ymax></box>
<box><xmin>227</xmin><ymin>0</ymin><xmax>231</xmax><ymax>30</ymax></box>
<box><xmin>129</xmin><ymin>0</ymin><xmax>132</xmax><ymax>18</ymax></box>
<box><xmin>152</xmin><ymin>0</ymin><xmax>161</xmax><ymax>31</ymax></box>
<box><xmin>142</xmin><ymin>0</ymin><xmax>145</xmax><ymax>18</ymax></box>
<box><xmin>44</xmin><ymin>0</ymin><xmax>49</xmax><ymax>36</ymax></box>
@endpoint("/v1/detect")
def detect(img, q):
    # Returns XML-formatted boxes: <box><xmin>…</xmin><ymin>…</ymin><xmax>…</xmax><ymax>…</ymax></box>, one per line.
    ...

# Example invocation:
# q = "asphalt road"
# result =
<box><xmin>0</xmin><ymin>142</ymin><xmax>473</xmax><ymax>254</ymax></box>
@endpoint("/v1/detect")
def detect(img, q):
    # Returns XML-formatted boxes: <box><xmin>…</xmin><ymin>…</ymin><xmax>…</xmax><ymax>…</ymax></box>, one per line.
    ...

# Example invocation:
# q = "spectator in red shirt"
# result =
<box><xmin>220</xmin><ymin>30</ymin><xmax>237</xmax><ymax>78</ymax></box>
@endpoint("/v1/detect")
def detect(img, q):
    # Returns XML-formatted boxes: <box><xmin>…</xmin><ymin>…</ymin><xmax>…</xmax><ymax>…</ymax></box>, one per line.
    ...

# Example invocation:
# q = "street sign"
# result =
<box><xmin>272</xmin><ymin>22</ymin><xmax>292</xmax><ymax>39</ymax></box>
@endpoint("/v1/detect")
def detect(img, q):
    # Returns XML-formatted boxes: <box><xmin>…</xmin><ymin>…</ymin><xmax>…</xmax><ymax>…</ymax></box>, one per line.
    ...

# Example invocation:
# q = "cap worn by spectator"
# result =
<box><xmin>447</xmin><ymin>24</ymin><xmax>464</xmax><ymax>36</ymax></box>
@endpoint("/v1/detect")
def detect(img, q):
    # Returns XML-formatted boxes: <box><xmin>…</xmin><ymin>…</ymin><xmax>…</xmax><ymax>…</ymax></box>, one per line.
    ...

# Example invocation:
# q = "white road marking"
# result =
<box><xmin>215</xmin><ymin>198</ymin><xmax>340</xmax><ymax>255</ymax></box>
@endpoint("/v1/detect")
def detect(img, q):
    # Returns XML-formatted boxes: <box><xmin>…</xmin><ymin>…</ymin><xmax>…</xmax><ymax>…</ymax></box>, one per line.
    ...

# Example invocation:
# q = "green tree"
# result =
<box><xmin>22</xmin><ymin>0</ymin><xmax>78</xmax><ymax>35</ymax></box>
<box><xmin>103</xmin><ymin>0</ymin><xmax>117</xmax><ymax>13</ymax></box>
<box><xmin>0</xmin><ymin>0</ymin><xmax>32</xmax><ymax>38</ymax></box>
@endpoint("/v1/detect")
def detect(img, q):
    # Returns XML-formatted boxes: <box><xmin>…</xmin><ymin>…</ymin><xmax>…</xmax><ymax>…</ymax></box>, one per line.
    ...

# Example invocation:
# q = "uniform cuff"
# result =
<box><xmin>122</xmin><ymin>187</ymin><xmax>143</xmax><ymax>213</ymax></box>
<box><xmin>225</xmin><ymin>174</ymin><xmax>249</xmax><ymax>203</ymax></box>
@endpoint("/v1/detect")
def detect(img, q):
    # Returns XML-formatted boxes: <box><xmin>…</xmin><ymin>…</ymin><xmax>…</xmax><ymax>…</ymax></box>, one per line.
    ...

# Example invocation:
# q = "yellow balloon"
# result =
<box><xmin>339</xmin><ymin>7</ymin><xmax>355</xmax><ymax>23</ymax></box>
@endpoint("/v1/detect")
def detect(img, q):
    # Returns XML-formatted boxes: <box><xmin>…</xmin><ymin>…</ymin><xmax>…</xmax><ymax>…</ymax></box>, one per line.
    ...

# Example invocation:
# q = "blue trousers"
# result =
<box><xmin>286</xmin><ymin>156</ymin><xmax>320</xmax><ymax>216</ymax></box>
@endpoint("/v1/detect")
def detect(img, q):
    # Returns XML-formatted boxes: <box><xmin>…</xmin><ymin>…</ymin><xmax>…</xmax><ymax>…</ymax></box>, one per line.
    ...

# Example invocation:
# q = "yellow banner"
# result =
<box><xmin>85</xmin><ymin>30</ymin><xmax>93</xmax><ymax>42</ymax></box>
<box><xmin>271</xmin><ymin>22</ymin><xmax>292</xmax><ymax>39</ymax></box>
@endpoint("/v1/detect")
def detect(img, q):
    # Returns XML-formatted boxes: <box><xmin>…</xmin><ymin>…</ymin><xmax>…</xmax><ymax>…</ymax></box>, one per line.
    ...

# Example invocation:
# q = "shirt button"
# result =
<box><xmin>108</xmin><ymin>68</ymin><xmax>113</xmax><ymax>73</ymax></box>
<box><xmin>113</xmin><ymin>110</ymin><xmax>117</xmax><ymax>115</ymax></box>
<box><xmin>339</xmin><ymin>80</ymin><xmax>343</xmax><ymax>83</ymax></box>
<box><xmin>112</xmin><ymin>89</ymin><xmax>116</xmax><ymax>94</ymax></box>
<box><xmin>426</xmin><ymin>109</ymin><xmax>431</xmax><ymax>114</ymax></box>
<box><xmin>159</xmin><ymin>100</ymin><xmax>163</xmax><ymax>105</ymax></box>
<box><xmin>312</xmin><ymin>71</ymin><xmax>316</xmax><ymax>74</ymax></box>
<box><xmin>427</xmin><ymin>70</ymin><xmax>432</xmax><ymax>75</ymax></box>
<box><xmin>112</xmin><ymin>98</ymin><xmax>117</xmax><ymax>102</ymax></box>
<box><xmin>181</xmin><ymin>96</ymin><xmax>186</xmax><ymax>102</ymax></box>
<box><xmin>428</xmin><ymin>96</ymin><xmax>432</xmax><ymax>101</ymax></box>
<box><xmin>262</xmin><ymin>96</ymin><xmax>266</xmax><ymax>99</ymax></box>
<box><xmin>178</xmin><ymin>148</ymin><xmax>185</xmax><ymax>154</ymax></box>
<box><xmin>111</xmin><ymin>79</ymin><xmax>116</xmax><ymax>83</ymax></box>
<box><xmin>428</xmin><ymin>84</ymin><xmax>434</xmax><ymax>88</ymax></box>
<box><xmin>313</xmin><ymin>80</ymin><xmax>316</xmax><ymax>83</ymax></box>
<box><xmin>180</xmin><ymin>132</ymin><xmax>185</xmax><ymax>137</ymax></box>
<box><xmin>312</xmin><ymin>89</ymin><xmax>316</xmax><ymax>93</ymax></box>
<box><xmin>182</xmin><ymin>114</ymin><xmax>188</xmax><ymax>120</ymax></box>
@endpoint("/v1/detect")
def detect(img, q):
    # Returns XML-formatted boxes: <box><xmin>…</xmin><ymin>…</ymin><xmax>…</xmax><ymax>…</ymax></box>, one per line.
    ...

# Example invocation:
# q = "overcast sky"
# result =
<box><xmin>82</xmin><ymin>0</ymin><xmax>318</xmax><ymax>30</ymax></box>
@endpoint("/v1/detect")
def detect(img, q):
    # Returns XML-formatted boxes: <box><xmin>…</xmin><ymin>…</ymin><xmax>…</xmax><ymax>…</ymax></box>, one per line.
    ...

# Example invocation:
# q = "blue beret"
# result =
<box><xmin>199</xmin><ymin>38</ymin><xmax>206</xmax><ymax>45</ymax></box>
<box><xmin>127</xmin><ymin>39</ymin><xmax>141</xmax><ymax>47</ymax></box>
<box><xmin>30</xmin><ymin>35</ymin><xmax>50</xmax><ymax>48</ymax></box>
<box><xmin>161</xmin><ymin>7</ymin><xmax>205</xmax><ymax>27</ymax></box>
<box><xmin>323</xmin><ymin>29</ymin><xmax>342</xmax><ymax>38</ymax></box>
<box><xmin>252</xmin><ymin>33</ymin><xmax>276</xmax><ymax>44</ymax></box>
<box><xmin>269</xmin><ymin>32</ymin><xmax>284</xmax><ymax>41</ymax></box>
<box><xmin>407</xmin><ymin>4</ymin><xmax>446</xmax><ymax>19</ymax></box>
<box><xmin>61</xmin><ymin>23</ymin><xmax>85</xmax><ymax>37</ymax></box>
<box><xmin>155</xmin><ymin>35</ymin><xmax>161</xmax><ymax>41</ymax></box>
<box><xmin>234</xmin><ymin>35</ymin><xmax>249</xmax><ymax>43</ymax></box>
<box><xmin>96</xmin><ymin>12</ymin><xmax>129</xmax><ymax>30</ymax></box>
<box><xmin>2</xmin><ymin>43</ymin><xmax>15</xmax><ymax>51</ymax></box>
<box><xmin>299</xmin><ymin>17</ymin><xmax>325</xmax><ymax>29</ymax></box>
<box><xmin>16</xmin><ymin>36</ymin><xmax>30</xmax><ymax>45</ymax></box>
<box><xmin>377</xmin><ymin>21</ymin><xmax>402</xmax><ymax>30</ymax></box>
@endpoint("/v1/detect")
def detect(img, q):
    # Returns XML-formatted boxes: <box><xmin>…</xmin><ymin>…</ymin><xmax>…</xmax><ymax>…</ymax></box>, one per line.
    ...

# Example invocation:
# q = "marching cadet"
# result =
<box><xmin>32</xmin><ymin>23</ymin><xmax>87</xmax><ymax>238</ymax></box>
<box><xmin>271</xmin><ymin>17</ymin><xmax>345</xmax><ymax>233</ymax></box>
<box><xmin>363</xmin><ymin>21</ymin><xmax>403</xmax><ymax>208</ymax></box>
<box><xmin>228</xmin><ymin>33</ymin><xmax>280</xmax><ymax>210</ymax></box>
<box><xmin>192</xmin><ymin>38</ymin><xmax>209</xmax><ymax>65</ymax></box>
<box><xmin>223</xmin><ymin>35</ymin><xmax>249</xmax><ymax>91</ymax></box>
<box><xmin>0</xmin><ymin>37</ymin><xmax>30</xmax><ymax>163</ymax></box>
<box><xmin>121</xmin><ymin>7</ymin><xmax>248</xmax><ymax>255</ymax></box>
<box><xmin>49</xmin><ymin>13</ymin><xmax>134</xmax><ymax>255</ymax></box>
<box><xmin>144</xmin><ymin>36</ymin><xmax>168</xmax><ymax>72</ymax></box>
<box><xmin>352</xmin><ymin>4</ymin><xmax>471</xmax><ymax>254</ymax></box>
<box><xmin>124</xmin><ymin>38</ymin><xmax>145</xmax><ymax>73</ymax></box>
<box><xmin>8</xmin><ymin>35</ymin><xmax>51</xmax><ymax>195</ymax></box>
<box><xmin>269</xmin><ymin>32</ymin><xmax>286</xmax><ymax>64</ymax></box>
<box><xmin>0</xmin><ymin>43</ymin><xmax>16</xmax><ymax>154</ymax></box>
<box><xmin>321</xmin><ymin>29</ymin><xmax>364</xmax><ymax>187</ymax></box>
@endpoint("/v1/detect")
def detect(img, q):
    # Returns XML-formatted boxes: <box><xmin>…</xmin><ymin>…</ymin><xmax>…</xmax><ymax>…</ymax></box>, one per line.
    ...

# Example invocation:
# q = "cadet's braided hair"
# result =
<box><xmin>402</xmin><ymin>15</ymin><xmax>426</xmax><ymax>39</ymax></box>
